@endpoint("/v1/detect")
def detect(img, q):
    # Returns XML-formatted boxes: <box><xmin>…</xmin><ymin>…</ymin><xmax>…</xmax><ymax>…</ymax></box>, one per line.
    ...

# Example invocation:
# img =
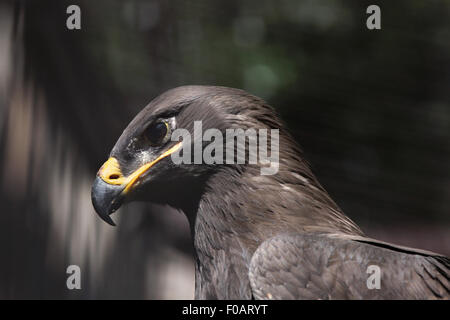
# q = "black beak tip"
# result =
<box><xmin>91</xmin><ymin>176</ymin><xmax>124</xmax><ymax>227</ymax></box>
<box><xmin>100</xmin><ymin>212</ymin><xmax>117</xmax><ymax>227</ymax></box>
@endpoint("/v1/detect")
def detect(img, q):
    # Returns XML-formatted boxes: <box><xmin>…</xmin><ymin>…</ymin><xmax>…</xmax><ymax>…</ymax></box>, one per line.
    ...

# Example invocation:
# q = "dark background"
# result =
<box><xmin>0</xmin><ymin>0</ymin><xmax>449</xmax><ymax>299</ymax></box>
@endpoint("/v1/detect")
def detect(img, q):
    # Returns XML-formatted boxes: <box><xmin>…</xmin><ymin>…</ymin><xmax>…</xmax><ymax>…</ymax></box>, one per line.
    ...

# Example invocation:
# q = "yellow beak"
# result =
<box><xmin>97</xmin><ymin>142</ymin><xmax>182</xmax><ymax>194</ymax></box>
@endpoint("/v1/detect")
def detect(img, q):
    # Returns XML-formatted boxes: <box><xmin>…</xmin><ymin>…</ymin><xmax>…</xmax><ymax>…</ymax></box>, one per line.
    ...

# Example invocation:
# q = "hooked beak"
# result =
<box><xmin>91</xmin><ymin>176</ymin><xmax>123</xmax><ymax>226</ymax></box>
<box><xmin>91</xmin><ymin>142</ymin><xmax>182</xmax><ymax>226</ymax></box>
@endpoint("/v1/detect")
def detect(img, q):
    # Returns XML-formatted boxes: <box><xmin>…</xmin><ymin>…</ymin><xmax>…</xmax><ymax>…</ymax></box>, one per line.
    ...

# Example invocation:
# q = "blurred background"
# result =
<box><xmin>0</xmin><ymin>0</ymin><xmax>449</xmax><ymax>299</ymax></box>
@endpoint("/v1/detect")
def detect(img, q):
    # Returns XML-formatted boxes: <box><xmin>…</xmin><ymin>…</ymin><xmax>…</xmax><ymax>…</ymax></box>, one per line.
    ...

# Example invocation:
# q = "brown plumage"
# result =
<box><xmin>91</xmin><ymin>86</ymin><xmax>450</xmax><ymax>299</ymax></box>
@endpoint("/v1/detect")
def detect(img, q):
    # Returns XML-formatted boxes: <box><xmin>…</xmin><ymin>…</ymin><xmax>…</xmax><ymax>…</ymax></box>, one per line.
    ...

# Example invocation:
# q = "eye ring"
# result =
<box><xmin>144</xmin><ymin>120</ymin><xmax>171</xmax><ymax>146</ymax></box>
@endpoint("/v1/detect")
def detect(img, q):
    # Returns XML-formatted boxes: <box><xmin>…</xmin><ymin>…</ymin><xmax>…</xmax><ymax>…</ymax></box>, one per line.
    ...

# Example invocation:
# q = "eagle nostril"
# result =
<box><xmin>109</xmin><ymin>174</ymin><xmax>120</xmax><ymax>180</ymax></box>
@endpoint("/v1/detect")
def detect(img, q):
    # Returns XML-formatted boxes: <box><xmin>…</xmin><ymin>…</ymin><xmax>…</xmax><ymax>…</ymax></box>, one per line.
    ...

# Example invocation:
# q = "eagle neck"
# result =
<box><xmin>189</xmin><ymin>168</ymin><xmax>256</xmax><ymax>299</ymax></box>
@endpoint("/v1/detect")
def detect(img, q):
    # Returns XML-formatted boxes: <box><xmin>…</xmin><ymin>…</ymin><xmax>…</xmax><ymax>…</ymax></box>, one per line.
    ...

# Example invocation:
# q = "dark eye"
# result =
<box><xmin>144</xmin><ymin>121</ymin><xmax>169</xmax><ymax>146</ymax></box>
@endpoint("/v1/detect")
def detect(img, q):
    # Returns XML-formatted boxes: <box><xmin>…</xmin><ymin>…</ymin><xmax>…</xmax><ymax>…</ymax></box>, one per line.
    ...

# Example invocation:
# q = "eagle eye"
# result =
<box><xmin>144</xmin><ymin>120</ymin><xmax>170</xmax><ymax>146</ymax></box>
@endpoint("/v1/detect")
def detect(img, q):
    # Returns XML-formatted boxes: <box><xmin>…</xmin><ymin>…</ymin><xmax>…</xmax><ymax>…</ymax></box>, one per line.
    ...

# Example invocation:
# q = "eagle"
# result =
<box><xmin>91</xmin><ymin>86</ymin><xmax>449</xmax><ymax>299</ymax></box>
